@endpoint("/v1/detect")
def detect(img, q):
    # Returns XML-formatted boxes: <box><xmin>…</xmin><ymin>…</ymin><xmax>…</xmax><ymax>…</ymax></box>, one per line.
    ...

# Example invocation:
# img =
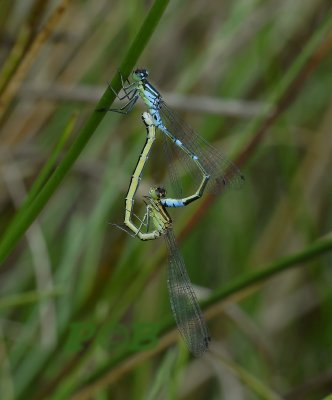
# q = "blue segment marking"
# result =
<box><xmin>161</xmin><ymin>198</ymin><xmax>185</xmax><ymax>208</ymax></box>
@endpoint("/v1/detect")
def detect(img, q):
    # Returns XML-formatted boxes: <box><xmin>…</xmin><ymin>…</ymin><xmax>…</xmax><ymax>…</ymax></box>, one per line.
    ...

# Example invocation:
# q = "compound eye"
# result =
<box><xmin>158</xmin><ymin>187</ymin><xmax>166</xmax><ymax>197</ymax></box>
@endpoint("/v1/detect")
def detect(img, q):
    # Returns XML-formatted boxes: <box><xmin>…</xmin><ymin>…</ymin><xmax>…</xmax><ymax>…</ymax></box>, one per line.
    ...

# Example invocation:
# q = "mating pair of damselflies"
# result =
<box><xmin>104</xmin><ymin>70</ymin><xmax>243</xmax><ymax>357</ymax></box>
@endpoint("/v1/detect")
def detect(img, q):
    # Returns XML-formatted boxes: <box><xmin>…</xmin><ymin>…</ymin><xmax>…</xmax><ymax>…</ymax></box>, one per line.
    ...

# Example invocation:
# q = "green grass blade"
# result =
<box><xmin>23</xmin><ymin>112</ymin><xmax>78</xmax><ymax>206</ymax></box>
<box><xmin>0</xmin><ymin>288</ymin><xmax>65</xmax><ymax>310</ymax></box>
<box><xmin>1</xmin><ymin>112</ymin><xmax>77</xmax><ymax>239</ymax></box>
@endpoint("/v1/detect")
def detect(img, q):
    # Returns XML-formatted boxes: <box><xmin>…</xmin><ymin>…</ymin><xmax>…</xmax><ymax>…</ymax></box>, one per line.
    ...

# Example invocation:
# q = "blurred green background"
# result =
<box><xmin>1</xmin><ymin>0</ymin><xmax>332</xmax><ymax>399</ymax></box>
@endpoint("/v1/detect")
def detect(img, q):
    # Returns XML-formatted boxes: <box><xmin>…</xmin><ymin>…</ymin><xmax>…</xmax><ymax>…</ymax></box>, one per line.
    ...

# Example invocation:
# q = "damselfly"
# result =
<box><xmin>101</xmin><ymin>68</ymin><xmax>244</xmax><ymax>194</ymax></box>
<box><xmin>115</xmin><ymin>112</ymin><xmax>210</xmax><ymax>356</ymax></box>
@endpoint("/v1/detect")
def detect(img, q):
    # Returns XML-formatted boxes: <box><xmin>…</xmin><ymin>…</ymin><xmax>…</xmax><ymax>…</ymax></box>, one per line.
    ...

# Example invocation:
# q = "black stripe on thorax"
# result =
<box><xmin>142</xmin><ymin>80</ymin><xmax>161</xmax><ymax>97</ymax></box>
<box><xmin>157</xmin><ymin>202</ymin><xmax>172</xmax><ymax>224</ymax></box>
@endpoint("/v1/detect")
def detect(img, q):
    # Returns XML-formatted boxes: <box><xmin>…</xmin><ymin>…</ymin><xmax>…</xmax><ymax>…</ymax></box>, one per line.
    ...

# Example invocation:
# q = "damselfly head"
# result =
<box><xmin>133</xmin><ymin>68</ymin><xmax>149</xmax><ymax>81</ymax></box>
<box><xmin>149</xmin><ymin>186</ymin><xmax>167</xmax><ymax>200</ymax></box>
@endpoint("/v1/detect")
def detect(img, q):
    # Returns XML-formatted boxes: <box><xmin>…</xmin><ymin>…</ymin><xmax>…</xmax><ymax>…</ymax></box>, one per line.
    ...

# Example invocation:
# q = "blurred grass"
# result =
<box><xmin>0</xmin><ymin>1</ymin><xmax>332</xmax><ymax>399</ymax></box>
<box><xmin>0</xmin><ymin>0</ymin><xmax>169</xmax><ymax>262</ymax></box>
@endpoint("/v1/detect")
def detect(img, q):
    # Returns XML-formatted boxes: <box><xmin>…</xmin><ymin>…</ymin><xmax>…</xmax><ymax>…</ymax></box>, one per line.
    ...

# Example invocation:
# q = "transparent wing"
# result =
<box><xmin>161</xmin><ymin>133</ymin><xmax>183</xmax><ymax>198</ymax></box>
<box><xmin>160</xmin><ymin>101</ymin><xmax>245</xmax><ymax>194</ymax></box>
<box><xmin>164</xmin><ymin>228</ymin><xmax>210</xmax><ymax>357</ymax></box>
<box><xmin>161</xmin><ymin>132</ymin><xmax>205</xmax><ymax>199</ymax></box>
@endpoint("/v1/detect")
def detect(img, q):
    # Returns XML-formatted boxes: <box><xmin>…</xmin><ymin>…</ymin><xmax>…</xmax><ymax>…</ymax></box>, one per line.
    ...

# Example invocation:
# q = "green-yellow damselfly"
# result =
<box><xmin>115</xmin><ymin>112</ymin><xmax>210</xmax><ymax>356</ymax></box>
